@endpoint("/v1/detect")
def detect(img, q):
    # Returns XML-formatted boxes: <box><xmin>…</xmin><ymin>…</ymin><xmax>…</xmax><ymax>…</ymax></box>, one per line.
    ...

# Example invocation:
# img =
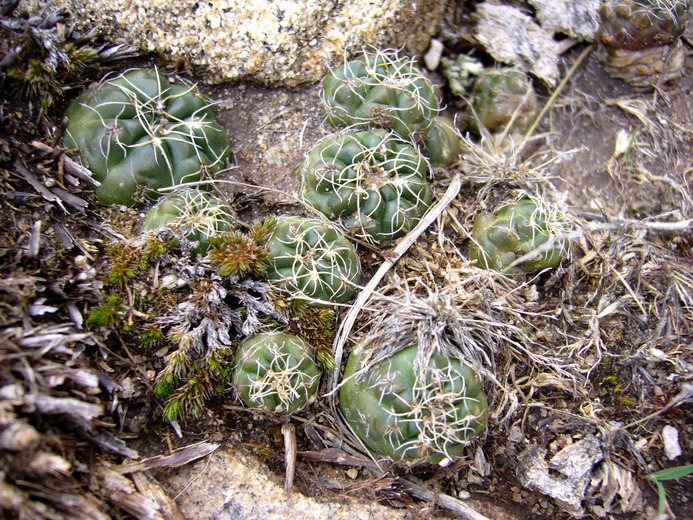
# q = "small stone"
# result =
<box><xmin>508</xmin><ymin>426</ymin><xmax>525</xmax><ymax>443</ymax></box>
<box><xmin>662</xmin><ymin>425</ymin><xmax>682</xmax><ymax>460</ymax></box>
<box><xmin>346</xmin><ymin>468</ymin><xmax>359</xmax><ymax>479</ymax></box>
<box><xmin>423</xmin><ymin>39</ymin><xmax>443</xmax><ymax>70</ymax></box>
<box><xmin>458</xmin><ymin>490</ymin><xmax>471</xmax><ymax>500</ymax></box>
<box><xmin>467</xmin><ymin>474</ymin><xmax>484</xmax><ymax>485</ymax></box>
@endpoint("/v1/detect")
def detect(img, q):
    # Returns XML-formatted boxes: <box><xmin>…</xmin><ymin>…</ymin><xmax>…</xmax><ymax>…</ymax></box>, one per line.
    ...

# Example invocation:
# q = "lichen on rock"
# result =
<box><xmin>23</xmin><ymin>0</ymin><xmax>447</xmax><ymax>86</ymax></box>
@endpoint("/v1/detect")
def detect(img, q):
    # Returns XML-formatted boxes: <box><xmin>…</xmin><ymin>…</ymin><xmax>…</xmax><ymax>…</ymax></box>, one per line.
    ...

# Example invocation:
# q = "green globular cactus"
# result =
<box><xmin>64</xmin><ymin>68</ymin><xmax>232</xmax><ymax>206</ymax></box>
<box><xmin>298</xmin><ymin>129</ymin><xmax>432</xmax><ymax>244</ymax></box>
<box><xmin>597</xmin><ymin>1</ymin><xmax>690</xmax><ymax>50</ymax></box>
<box><xmin>470</xmin><ymin>198</ymin><xmax>570</xmax><ymax>275</ymax></box>
<box><xmin>143</xmin><ymin>188</ymin><xmax>235</xmax><ymax>256</ymax></box>
<box><xmin>264</xmin><ymin>216</ymin><xmax>361</xmax><ymax>305</ymax></box>
<box><xmin>596</xmin><ymin>1</ymin><xmax>691</xmax><ymax>86</ymax></box>
<box><xmin>339</xmin><ymin>343</ymin><xmax>489</xmax><ymax>465</ymax></box>
<box><xmin>322</xmin><ymin>49</ymin><xmax>439</xmax><ymax>140</ymax></box>
<box><xmin>233</xmin><ymin>331</ymin><xmax>321</xmax><ymax>414</ymax></box>
<box><xmin>422</xmin><ymin>115</ymin><xmax>462</xmax><ymax>167</ymax></box>
<box><xmin>470</xmin><ymin>69</ymin><xmax>538</xmax><ymax>135</ymax></box>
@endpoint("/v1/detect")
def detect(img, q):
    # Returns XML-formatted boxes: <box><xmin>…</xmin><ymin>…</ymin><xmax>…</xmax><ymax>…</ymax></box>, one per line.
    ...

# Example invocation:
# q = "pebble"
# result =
<box><xmin>662</xmin><ymin>425</ymin><xmax>682</xmax><ymax>460</ymax></box>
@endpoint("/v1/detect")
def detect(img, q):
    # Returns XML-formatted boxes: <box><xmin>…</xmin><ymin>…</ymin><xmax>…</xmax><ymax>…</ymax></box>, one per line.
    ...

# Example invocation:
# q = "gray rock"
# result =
<box><xmin>22</xmin><ymin>0</ymin><xmax>446</xmax><ymax>86</ymax></box>
<box><xmin>475</xmin><ymin>3</ymin><xmax>561</xmax><ymax>85</ymax></box>
<box><xmin>156</xmin><ymin>443</ymin><xmax>417</xmax><ymax>520</ymax></box>
<box><xmin>529</xmin><ymin>0</ymin><xmax>601</xmax><ymax>41</ymax></box>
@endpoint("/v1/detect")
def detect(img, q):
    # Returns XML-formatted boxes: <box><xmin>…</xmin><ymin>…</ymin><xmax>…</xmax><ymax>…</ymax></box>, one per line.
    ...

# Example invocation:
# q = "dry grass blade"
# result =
<box><xmin>329</xmin><ymin>173</ymin><xmax>464</xmax><ymax>392</ymax></box>
<box><xmin>117</xmin><ymin>442</ymin><xmax>220</xmax><ymax>474</ymax></box>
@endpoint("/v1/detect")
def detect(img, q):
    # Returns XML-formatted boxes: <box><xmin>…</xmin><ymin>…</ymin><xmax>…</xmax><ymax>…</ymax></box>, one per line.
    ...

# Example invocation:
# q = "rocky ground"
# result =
<box><xmin>1</xmin><ymin>2</ymin><xmax>692</xmax><ymax>520</ymax></box>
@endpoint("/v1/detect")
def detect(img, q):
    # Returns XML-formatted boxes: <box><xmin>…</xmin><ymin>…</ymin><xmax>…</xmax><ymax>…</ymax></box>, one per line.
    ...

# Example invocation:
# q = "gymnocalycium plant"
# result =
<box><xmin>64</xmin><ymin>68</ymin><xmax>232</xmax><ymax>206</ymax></box>
<box><xmin>233</xmin><ymin>331</ymin><xmax>321</xmax><ymax>414</ymax></box>
<box><xmin>298</xmin><ymin>129</ymin><xmax>432</xmax><ymax>244</ymax></box>
<box><xmin>423</xmin><ymin>115</ymin><xmax>463</xmax><ymax>167</ymax></box>
<box><xmin>470</xmin><ymin>197</ymin><xmax>570</xmax><ymax>275</ymax></box>
<box><xmin>470</xmin><ymin>68</ymin><xmax>538</xmax><ymax>135</ymax></box>
<box><xmin>339</xmin><ymin>342</ymin><xmax>489</xmax><ymax>465</ymax></box>
<box><xmin>143</xmin><ymin>188</ymin><xmax>235</xmax><ymax>256</ymax></box>
<box><xmin>596</xmin><ymin>0</ymin><xmax>691</xmax><ymax>86</ymax></box>
<box><xmin>264</xmin><ymin>216</ymin><xmax>361</xmax><ymax>305</ymax></box>
<box><xmin>321</xmin><ymin>48</ymin><xmax>439</xmax><ymax>140</ymax></box>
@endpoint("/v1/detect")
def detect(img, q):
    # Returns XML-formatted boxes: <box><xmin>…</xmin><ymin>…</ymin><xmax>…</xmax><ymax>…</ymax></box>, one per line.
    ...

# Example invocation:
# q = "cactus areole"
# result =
<box><xmin>298</xmin><ymin>129</ymin><xmax>432</xmax><ymax>244</ymax></box>
<box><xmin>233</xmin><ymin>332</ymin><xmax>321</xmax><ymax>415</ymax></box>
<box><xmin>64</xmin><ymin>69</ymin><xmax>231</xmax><ymax>206</ymax></box>
<box><xmin>264</xmin><ymin>216</ymin><xmax>361</xmax><ymax>305</ymax></box>
<box><xmin>339</xmin><ymin>343</ymin><xmax>489</xmax><ymax>465</ymax></box>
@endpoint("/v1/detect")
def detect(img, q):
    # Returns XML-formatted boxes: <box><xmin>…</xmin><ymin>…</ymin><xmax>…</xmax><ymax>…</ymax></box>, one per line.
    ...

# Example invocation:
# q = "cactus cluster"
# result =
<box><xmin>143</xmin><ymin>188</ymin><xmax>235</xmax><ymax>255</ymax></box>
<box><xmin>64</xmin><ymin>68</ymin><xmax>232</xmax><ymax>206</ymax></box>
<box><xmin>233</xmin><ymin>332</ymin><xmax>321</xmax><ymax>414</ymax></box>
<box><xmin>307</xmin><ymin>49</ymin><xmax>466</xmax><ymax>244</ymax></box>
<box><xmin>470</xmin><ymin>198</ymin><xmax>570</xmax><ymax>275</ymax></box>
<box><xmin>264</xmin><ymin>216</ymin><xmax>361</xmax><ymax>304</ymax></box>
<box><xmin>298</xmin><ymin>129</ymin><xmax>432</xmax><ymax>244</ymax></box>
<box><xmin>596</xmin><ymin>0</ymin><xmax>691</xmax><ymax>86</ymax></box>
<box><xmin>339</xmin><ymin>342</ymin><xmax>489</xmax><ymax>464</ymax></box>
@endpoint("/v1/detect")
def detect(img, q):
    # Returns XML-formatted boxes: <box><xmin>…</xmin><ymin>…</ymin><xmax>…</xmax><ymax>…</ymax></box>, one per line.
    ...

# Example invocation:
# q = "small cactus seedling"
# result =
<box><xmin>264</xmin><ymin>216</ymin><xmax>361</xmax><ymax>305</ymax></box>
<box><xmin>233</xmin><ymin>331</ymin><xmax>321</xmax><ymax>414</ymax></box>
<box><xmin>441</xmin><ymin>55</ymin><xmax>484</xmax><ymax>98</ymax></box>
<box><xmin>596</xmin><ymin>1</ymin><xmax>691</xmax><ymax>86</ymax></box>
<box><xmin>143</xmin><ymin>188</ymin><xmax>235</xmax><ymax>255</ymax></box>
<box><xmin>64</xmin><ymin>68</ymin><xmax>232</xmax><ymax>206</ymax></box>
<box><xmin>322</xmin><ymin>49</ymin><xmax>439</xmax><ymax>140</ymax></box>
<box><xmin>470</xmin><ymin>198</ymin><xmax>570</xmax><ymax>275</ymax></box>
<box><xmin>422</xmin><ymin>115</ymin><xmax>463</xmax><ymax>167</ymax></box>
<box><xmin>470</xmin><ymin>69</ymin><xmax>538</xmax><ymax>135</ymax></box>
<box><xmin>339</xmin><ymin>342</ymin><xmax>489</xmax><ymax>465</ymax></box>
<box><xmin>298</xmin><ymin>129</ymin><xmax>432</xmax><ymax>244</ymax></box>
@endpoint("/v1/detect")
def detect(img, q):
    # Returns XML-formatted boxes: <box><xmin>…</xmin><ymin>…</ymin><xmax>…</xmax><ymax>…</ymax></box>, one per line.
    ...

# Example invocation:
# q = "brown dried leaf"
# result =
<box><xmin>587</xmin><ymin>460</ymin><xmax>643</xmax><ymax>515</ymax></box>
<box><xmin>131</xmin><ymin>472</ymin><xmax>186</xmax><ymax>520</ymax></box>
<box><xmin>95</xmin><ymin>465</ymin><xmax>166</xmax><ymax>520</ymax></box>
